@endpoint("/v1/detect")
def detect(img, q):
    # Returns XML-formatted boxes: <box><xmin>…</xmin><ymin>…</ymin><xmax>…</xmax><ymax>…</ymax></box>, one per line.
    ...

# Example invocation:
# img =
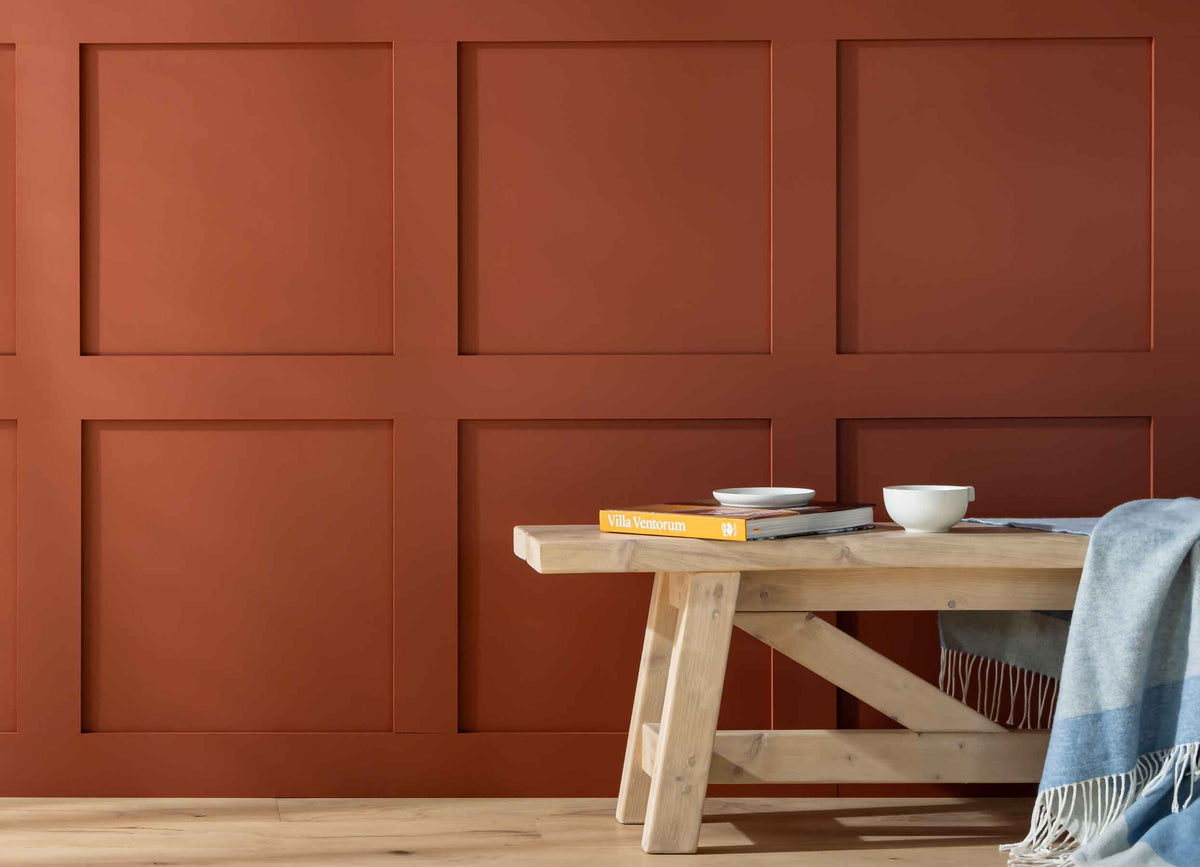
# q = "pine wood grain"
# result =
<box><xmin>616</xmin><ymin>572</ymin><xmax>679</xmax><ymax>824</ymax></box>
<box><xmin>643</xmin><ymin>571</ymin><xmax>740</xmax><ymax>854</ymax></box>
<box><xmin>514</xmin><ymin>523</ymin><xmax>1088</xmax><ymax>574</ymax></box>
<box><xmin>735</xmin><ymin>612</ymin><xmax>1003</xmax><ymax>732</ymax></box>
<box><xmin>736</xmin><ymin>567</ymin><xmax>1079</xmax><ymax>610</ymax></box>
<box><xmin>642</xmin><ymin>726</ymin><xmax>1050</xmax><ymax>784</ymax></box>
<box><xmin>0</xmin><ymin>796</ymin><xmax>1029</xmax><ymax>865</ymax></box>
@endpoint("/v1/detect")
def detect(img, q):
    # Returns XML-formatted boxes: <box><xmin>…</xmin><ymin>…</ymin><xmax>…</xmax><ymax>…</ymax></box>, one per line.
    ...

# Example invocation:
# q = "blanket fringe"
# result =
<box><xmin>938</xmin><ymin>647</ymin><xmax>1058</xmax><ymax>730</ymax></box>
<box><xmin>1001</xmin><ymin>741</ymin><xmax>1200</xmax><ymax>866</ymax></box>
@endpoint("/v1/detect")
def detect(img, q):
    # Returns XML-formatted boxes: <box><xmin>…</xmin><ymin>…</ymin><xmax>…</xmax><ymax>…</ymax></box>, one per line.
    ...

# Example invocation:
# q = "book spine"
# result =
<box><xmin>598</xmin><ymin>509</ymin><xmax>748</xmax><ymax>541</ymax></box>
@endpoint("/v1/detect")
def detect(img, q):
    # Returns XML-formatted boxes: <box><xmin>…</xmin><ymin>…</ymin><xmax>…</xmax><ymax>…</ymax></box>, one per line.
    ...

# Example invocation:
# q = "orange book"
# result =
<box><xmin>599</xmin><ymin>500</ymin><xmax>874</xmax><ymax>542</ymax></box>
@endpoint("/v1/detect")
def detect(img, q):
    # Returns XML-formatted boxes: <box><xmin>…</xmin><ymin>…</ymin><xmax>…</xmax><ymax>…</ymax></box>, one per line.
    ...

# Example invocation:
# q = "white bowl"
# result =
<box><xmin>883</xmin><ymin>485</ymin><xmax>975</xmax><ymax>533</ymax></box>
<box><xmin>713</xmin><ymin>487</ymin><xmax>816</xmax><ymax>508</ymax></box>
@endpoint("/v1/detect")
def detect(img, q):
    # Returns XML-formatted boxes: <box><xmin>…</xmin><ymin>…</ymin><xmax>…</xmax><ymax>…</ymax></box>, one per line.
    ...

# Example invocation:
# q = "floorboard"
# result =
<box><xmin>0</xmin><ymin>797</ymin><xmax>1032</xmax><ymax>865</ymax></box>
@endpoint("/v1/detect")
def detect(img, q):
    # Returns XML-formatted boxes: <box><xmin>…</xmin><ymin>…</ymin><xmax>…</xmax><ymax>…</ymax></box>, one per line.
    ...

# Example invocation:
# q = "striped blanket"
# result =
<box><xmin>939</xmin><ymin>498</ymin><xmax>1200</xmax><ymax>866</ymax></box>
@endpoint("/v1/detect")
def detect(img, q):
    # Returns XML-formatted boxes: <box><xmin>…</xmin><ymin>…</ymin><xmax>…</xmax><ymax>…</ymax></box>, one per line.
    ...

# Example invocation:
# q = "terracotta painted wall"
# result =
<box><xmin>0</xmin><ymin>0</ymin><xmax>1196</xmax><ymax>796</ymax></box>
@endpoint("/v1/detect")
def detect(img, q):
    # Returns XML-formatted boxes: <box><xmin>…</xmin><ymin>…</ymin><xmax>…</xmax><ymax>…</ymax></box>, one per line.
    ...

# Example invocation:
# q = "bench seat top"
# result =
<box><xmin>513</xmin><ymin>522</ymin><xmax>1088</xmax><ymax>574</ymax></box>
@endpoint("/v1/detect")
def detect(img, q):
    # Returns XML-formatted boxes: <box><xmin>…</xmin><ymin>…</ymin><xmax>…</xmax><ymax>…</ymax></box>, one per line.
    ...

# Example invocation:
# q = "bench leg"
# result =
<box><xmin>616</xmin><ymin>572</ymin><xmax>678</xmax><ymax>824</ymax></box>
<box><xmin>642</xmin><ymin>571</ymin><xmax>740</xmax><ymax>854</ymax></box>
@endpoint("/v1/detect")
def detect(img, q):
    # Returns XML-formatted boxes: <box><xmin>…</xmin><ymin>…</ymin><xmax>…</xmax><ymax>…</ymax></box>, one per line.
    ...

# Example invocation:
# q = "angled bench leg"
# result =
<box><xmin>641</xmin><ymin>571</ymin><xmax>740</xmax><ymax>854</ymax></box>
<box><xmin>616</xmin><ymin>572</ymin><xmax>679</xmax><ymax>824</ymax></box>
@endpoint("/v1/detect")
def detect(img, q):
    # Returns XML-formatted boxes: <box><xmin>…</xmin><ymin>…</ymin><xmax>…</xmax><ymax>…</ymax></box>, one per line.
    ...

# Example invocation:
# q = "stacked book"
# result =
<box><xmin>599</xmin><ymin>500</ymin><xmax>874</xmax><ymax>542</ymax></box>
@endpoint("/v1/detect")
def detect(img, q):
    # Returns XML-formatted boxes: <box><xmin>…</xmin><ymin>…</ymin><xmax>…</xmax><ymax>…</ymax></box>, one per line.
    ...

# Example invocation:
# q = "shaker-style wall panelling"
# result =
<box><xmin>836</xmin><ymin>417</ymin><xmax>1151</xmax><ymax>754</ymax></box>
<box><xmin>0</xmin><ymin>0</ymin><xmax>1195</xmax><ymax>798</ymax></box>
<box><xmin>838</xmin><ymin>38</ymin><xmax>1153</xmax><ymax>354</ymax></box>
<box><xmin>459</xmin><ymin>42</ymin><xmax>772</xmax><ymax>355</ymax></box>
<box><xmin>458</xmin><ymin>420</ymin><xmax>773</xmax><ymax>732</ymax></box>
<box><xmin>80</xmin><ymin>44</ymin><xmax>394</xmax><ymax>356</ymax></box>
<box><xmin>82</xmin><ymin>421</ymin><xmax>393</xmax><ymax>732</ymax></box>
<box><xmin>0</xmin><ymin>46</ymin><xmax>13</xmax><ymax>355</ymax></box>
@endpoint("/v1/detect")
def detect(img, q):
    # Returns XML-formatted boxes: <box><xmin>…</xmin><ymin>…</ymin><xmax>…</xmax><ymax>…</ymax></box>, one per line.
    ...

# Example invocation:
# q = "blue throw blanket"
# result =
<box><xmin>942</xmin><ymin>499</ymin><xmax>1200</xmax><ymax>866</ymax></box>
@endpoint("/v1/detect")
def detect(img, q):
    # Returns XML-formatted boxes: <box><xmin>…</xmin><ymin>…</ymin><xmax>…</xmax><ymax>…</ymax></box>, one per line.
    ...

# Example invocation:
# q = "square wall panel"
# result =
<box><xmin>460</xmin><ymin>419</ymin><xmax>772</xmax><ymax>732</ymax></box>
<box><xmin>81</xmin><ymin>44</ymin><xmax>393</xmax><ymax>355</ymax></box>
<box><xmin>839</xmin><ymin>417</ymin><xmax>1151</xmax><ymax>516</ymax></box>
<box><xmin>460</xmin><ymin>42</ymin><xmax>771</xmax><ymax>355</ymax></box>
<box><xmin>837</xmin><ymin>416</ymin><xmax>1150</xmax><ymax>730</ymax></box>
<box><xmin>0</xmin><ymin>423</ymin><xmax>14</xmax><ymax>730</ymax></box>
<box><xmin>838</xmin><ymin>39</ymin><xmax>1151</xmax><ymax>353</ymax></box>
<box><xmin>0</xmin><ymin>46</ymin><xmax>13</xmax><ymax>354</ymax></box>
<box><xmin>82</xmin><ymin>421</ymin><xmax>392</xmax><ymax>732</ymax></box>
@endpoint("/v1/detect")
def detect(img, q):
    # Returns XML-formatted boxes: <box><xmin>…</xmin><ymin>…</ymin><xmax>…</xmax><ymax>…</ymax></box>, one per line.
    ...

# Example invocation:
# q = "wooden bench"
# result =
<box><xmin>513</xmin><ymin>522</ymin><xmax>1087</xmax><ymax>854</ymax></box>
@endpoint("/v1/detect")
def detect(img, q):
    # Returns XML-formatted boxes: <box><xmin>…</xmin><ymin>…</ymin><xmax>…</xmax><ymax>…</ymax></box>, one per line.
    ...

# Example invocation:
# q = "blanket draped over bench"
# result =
<box><xmin>939</xmin><ymin>499</ymin><xmax>1200</xmax><ymax>866</ymax></box>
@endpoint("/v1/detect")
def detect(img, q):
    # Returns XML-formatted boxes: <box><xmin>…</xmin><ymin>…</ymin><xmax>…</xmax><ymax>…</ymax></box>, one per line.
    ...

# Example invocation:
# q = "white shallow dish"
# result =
<box><xmin>712</xmin><ymin>487</ymin><xmax>816</xmax><ymax>508</ymax></box>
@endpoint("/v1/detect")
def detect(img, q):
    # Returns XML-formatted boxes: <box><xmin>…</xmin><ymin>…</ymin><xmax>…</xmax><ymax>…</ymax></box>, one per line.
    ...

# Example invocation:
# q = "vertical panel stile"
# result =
<box><xmin>0</xmin><ymin>44</ymin><xmax>13</xmax><ymax>356</ymax></box>
<box><xmin>766</xmin><ymin>41</ymin><xmax>840</xmax><ymax>770</ymax></box>
<box><xmin>0</xmin><ymin>43</ymin><xmax>16</xmax><ymax>735</ymax></box>
<box><xmin>391</xmin><ymin>41</ymin><xmax>461</xmax><ymax>731</ymax></box>
<box><xmin>394</xmin><ymin>418</ymin><xmax>459</xmax><ymax>731</ymax></box>
<box><xmin>15</xmin><ymin>44</ymin><xmax>81</xmax><ymax>739</ymax></box>
<box><xmin>770</xmin><ymin>40</ymin><xmax>837</xmax><ymax>365</ymax></box>
<box><xmin>394</xmin><ymin>42</ymin><xmax>459</xmax><ymax>357</ymax></box>
<box><xmin>1150</xmin><ymin>37</ymin><xmax>1200</xmax><ymax>496</ymax></box>
<box><xmin>768</xmin><ymin>417</ymin><xmax>838</xmax><ymax>796</ymax></box>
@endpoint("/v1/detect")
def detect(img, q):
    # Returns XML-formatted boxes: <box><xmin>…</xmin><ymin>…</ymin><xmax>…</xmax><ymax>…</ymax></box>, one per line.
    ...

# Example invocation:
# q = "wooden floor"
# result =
<box><xmin>0</xmin><ymin>797</ymin><xmax>1032</xmax><ymax>865</ymax></box>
